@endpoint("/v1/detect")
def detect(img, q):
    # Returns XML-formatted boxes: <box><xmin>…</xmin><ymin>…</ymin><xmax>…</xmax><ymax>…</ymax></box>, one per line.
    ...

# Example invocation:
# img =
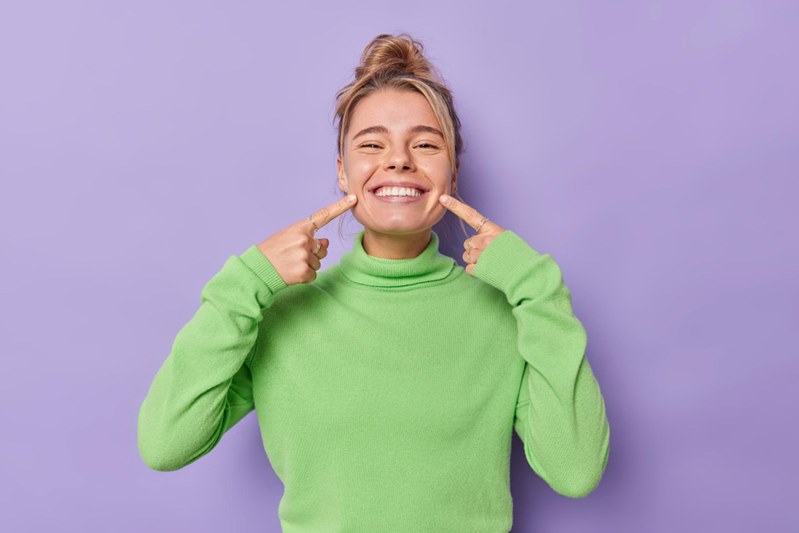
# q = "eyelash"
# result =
<box><xmin>360</xmin><ymin>143</ymin><xmax>439</xmax><ymax>149</ymax></box>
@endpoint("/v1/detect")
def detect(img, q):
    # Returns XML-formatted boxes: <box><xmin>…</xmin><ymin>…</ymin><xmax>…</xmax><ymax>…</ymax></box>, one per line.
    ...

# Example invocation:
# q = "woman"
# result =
<box><xmin>138</xmin><ymin>33</ymin><xmax>610</xmax><ymax>532</ymax></box>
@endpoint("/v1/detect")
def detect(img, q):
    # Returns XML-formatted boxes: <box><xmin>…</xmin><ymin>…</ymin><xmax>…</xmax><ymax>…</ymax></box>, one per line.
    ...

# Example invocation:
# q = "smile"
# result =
<box><xmin>370</xmin><ymin>186</ymin><xmax>428</xmax><ymax>204</ymax></box>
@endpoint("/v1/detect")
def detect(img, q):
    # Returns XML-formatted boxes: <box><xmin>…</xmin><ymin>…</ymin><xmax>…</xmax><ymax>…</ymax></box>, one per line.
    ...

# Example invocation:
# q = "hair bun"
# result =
<box><xmin>334</xmin><ymin>31</ymin><xmax>464</xmax><ymax>174</ymax></box>
<box><xmin>355</xmin><ymin>33</ymin><xmax>437</xmax><ymax>82</ymax></box>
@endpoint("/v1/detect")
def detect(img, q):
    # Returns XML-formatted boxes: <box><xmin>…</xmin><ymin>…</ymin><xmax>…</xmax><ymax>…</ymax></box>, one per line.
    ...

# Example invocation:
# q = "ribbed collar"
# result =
<box><xmin>338</xmin><ymin>230</ymin><xmax>456</xmax><ymax>289</ymax></box>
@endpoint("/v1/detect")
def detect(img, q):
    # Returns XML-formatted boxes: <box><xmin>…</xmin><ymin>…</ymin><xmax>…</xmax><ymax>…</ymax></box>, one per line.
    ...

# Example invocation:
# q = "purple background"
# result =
<box><xmin>1</xmin><ymin>1</ymin><xmax>796</xmax><ymax>531</ymax></box>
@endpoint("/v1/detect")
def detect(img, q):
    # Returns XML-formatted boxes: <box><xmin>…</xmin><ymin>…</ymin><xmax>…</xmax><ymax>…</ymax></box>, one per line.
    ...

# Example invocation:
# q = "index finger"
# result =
<box><xmin>306</xmin><ymin>194</ymin><xmax>357</xmax><ymax>233</ymax></box>
<box><xmin>440</xmin><ymin>195</ymin><xmax>491</xmax><ymax>233</ymax></box>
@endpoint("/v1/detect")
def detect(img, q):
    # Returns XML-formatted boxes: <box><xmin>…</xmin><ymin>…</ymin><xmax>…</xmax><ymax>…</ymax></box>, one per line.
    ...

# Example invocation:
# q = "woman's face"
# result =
<box><xmin>337</xmin><ymin>88</ymin><xmax>458</xmax><ymax>236</ymax></box>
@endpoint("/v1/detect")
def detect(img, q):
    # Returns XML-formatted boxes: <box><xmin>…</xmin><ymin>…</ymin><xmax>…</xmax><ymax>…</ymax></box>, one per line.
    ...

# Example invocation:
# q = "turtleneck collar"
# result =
<box><xmin>338</xmin><ymin>229</ymin><xmax>457</xmax><ymax>289</ymax></box>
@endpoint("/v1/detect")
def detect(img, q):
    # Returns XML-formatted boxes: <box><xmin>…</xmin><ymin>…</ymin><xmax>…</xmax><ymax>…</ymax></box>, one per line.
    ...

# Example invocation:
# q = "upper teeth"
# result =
<box><xmin>375</xmin><ymin>187</ymin><xmax>423</xmax><ymax>197</ymax></box>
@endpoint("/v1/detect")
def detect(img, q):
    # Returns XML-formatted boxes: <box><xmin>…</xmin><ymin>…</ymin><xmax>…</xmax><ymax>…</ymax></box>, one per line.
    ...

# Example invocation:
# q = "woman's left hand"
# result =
<box><xmin>439</xmin><ymin>194</ymin><xmax>506</xmax><ymax>276</ymax></box>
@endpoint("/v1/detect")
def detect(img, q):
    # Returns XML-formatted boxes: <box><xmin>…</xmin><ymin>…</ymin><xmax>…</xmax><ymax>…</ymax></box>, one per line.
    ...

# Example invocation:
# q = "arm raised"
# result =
<box><xmin>473</xmin><ymin>230</ymin><xmax>611</xmax><ymax>498</ymax></box>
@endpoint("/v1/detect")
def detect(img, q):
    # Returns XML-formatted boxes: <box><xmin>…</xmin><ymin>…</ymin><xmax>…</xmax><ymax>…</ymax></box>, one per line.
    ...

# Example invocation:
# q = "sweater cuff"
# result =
<box><xmin>239</xmin><ymin>245</ymin><xmax>288</xmax><ymax>294</ymax></box>
<box><xmin>472</xmin><ymin>230</ymin><xmax>544</xmax><ymax>293</ymax></box>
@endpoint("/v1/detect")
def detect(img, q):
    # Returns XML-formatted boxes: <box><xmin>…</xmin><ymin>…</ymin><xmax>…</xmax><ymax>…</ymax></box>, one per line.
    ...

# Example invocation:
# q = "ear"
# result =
<box><xmin>337</xmin><ymin>156</ymin><xmax>348</xmax><ymax>193</ymax></box>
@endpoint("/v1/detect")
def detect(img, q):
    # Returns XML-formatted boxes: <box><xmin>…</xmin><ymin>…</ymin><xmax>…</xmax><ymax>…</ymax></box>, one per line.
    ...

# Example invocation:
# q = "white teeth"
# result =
<box><xmin>375</xmin><ymin>186</ymin><xmax>423</xmax><ymax>197</ymax></box>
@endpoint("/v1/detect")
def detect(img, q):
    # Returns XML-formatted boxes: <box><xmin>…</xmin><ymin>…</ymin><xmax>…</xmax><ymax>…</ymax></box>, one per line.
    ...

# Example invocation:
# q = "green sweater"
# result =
<box><xmin>138</xmin><ymin>229</ymin><xmax>610</xmax><ymax>532</ymax></box>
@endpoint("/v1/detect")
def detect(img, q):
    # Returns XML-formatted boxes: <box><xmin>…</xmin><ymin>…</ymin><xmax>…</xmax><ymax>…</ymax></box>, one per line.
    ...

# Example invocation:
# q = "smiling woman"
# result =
<box><xmin>336</xmin><ymin>89</ymin><xmax>455</xmax><ymax>257</ymax></box>
<box><xmin>332</xmin><ymin>33</ymin><xmax>467</xmax><ymax>259</ymax></box>
<box><xmin>137</xmin><ymin>32</ymin><xmax>611</xmax><ymax>533</ymax></box>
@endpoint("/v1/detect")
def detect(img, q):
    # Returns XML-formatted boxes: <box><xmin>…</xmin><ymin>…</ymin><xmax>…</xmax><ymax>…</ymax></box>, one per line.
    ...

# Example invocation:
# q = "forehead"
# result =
<box><xmin>348</xmin><ymin>89</ymin><xmax>441</xmax><ymax>133</ymax></box>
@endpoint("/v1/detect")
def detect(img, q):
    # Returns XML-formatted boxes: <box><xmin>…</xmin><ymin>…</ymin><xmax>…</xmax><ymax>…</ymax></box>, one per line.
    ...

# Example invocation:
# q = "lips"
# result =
<box><xmin>368</xmin><ymin>181</ymin><xmax>429</xmax><ymax>193</ymax></box>
<box><xmin>368</xmin><ymin>186</ymin><xmax>428</xmax><ymax>204</ymax></box>
<box><xmin>370</xmin><ymin>192</ymin><xmax>426</xmax><ymax>203</ymax></box>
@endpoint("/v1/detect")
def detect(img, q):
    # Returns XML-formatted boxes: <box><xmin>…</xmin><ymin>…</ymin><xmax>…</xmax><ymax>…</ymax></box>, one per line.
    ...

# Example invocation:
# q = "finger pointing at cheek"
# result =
<box><xmin>256</xmin><ymin>194</ymin><xmax>357</xmax><ymax>286</ymax></box>
<box><xmin>439</xmin><ymin>194</ymin><xmax>506</xmax><ymax>276</ymax></box>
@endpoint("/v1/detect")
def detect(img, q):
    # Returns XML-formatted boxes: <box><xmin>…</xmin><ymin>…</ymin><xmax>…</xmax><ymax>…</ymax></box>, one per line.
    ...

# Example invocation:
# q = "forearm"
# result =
<box><xmin>137</xmin><ymin>245</ymin><xmax>286</xmax><ymax>471</ymax></box>
<box><xmin>474</xmin><ymin>230</ymin><xmax>610</xmax><ymax>498</ymax></box>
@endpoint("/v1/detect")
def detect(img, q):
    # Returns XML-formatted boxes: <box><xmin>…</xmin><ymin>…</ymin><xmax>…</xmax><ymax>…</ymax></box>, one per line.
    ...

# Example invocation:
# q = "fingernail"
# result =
<box><xmin>440</xmin><ymin>194</ymin><xmax>451</xmax><ymax>205</ymax></box>
<box><xmin>347</xmin><ymin>194</ymin><xmax>356</xmax><ymax>202</ymax></box>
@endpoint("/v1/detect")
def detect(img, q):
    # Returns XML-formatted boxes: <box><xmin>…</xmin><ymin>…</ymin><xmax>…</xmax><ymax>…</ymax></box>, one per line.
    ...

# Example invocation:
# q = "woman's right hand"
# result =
<box><xmin>255</xmin><ymin>194</ymin><xmax>357</xmax><ymax>286</ymax></box>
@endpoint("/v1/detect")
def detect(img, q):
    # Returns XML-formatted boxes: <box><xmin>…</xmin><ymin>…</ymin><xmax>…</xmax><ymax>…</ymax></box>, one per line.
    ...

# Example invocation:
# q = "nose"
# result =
<box><xmin>384</xmin><ymin>144</ymin><xmax>415</xmax><ymax>172</ymax></box>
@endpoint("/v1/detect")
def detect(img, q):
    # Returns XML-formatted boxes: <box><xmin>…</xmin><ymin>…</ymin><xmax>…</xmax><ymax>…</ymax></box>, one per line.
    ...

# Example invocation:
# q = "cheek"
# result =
<box><xmin>418</xmin><ymin>160</ymin><xmax>453</xmax><ymax>189</ymax></box>
<box><xmin>348</xmin><ymin>158</ymin><xmax>378</xmax><ymax>183</ymax></box>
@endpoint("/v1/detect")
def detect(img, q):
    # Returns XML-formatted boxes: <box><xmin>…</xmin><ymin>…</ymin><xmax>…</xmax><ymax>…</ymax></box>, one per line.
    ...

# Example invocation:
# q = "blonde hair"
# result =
<box><xmin>332</xmin><ymin>32</ymin><xmax>469</xmax><ymax>249</ymax></box>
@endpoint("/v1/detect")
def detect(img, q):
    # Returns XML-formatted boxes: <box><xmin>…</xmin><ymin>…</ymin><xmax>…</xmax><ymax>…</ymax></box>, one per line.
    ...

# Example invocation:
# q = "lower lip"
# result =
<box><xmin>370</xmin><ymin>191</ymin><xmax>428</xmax><ymax>203</ymax></box>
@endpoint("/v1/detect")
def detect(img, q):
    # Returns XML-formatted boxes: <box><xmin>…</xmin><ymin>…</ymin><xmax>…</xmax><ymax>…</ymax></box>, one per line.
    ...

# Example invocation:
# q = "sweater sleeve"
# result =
<box><xmin>137</xmin><ymin>245</ymin><xmax>287</xmax><ymax>472</ymax></box>
<box><xmin>472</xmin><ymin>230</ymin><xmax>610</xmax><ymax>498</ymax></box>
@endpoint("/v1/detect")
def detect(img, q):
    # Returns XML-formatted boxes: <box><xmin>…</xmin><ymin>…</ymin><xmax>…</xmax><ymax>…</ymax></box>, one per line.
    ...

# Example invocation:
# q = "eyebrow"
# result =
<box><xmin>352</xmin><ymin>124</ymin><xmax>444</xmax><ymax>140</ymax></box>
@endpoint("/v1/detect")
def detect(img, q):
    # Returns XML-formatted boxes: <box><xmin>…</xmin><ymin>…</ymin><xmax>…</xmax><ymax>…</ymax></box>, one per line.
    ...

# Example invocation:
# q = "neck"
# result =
<box><xmin>362</xmin><ymin>228</ymin><xmax>433</xmax><ymax>259</ymax></box>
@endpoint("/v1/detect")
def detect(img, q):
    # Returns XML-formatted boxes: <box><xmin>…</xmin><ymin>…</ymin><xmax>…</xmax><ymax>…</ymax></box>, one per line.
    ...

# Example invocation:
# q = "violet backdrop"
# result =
<box><xmin>0</xmin><ymin>1</ymin><xmax>796</xmax><ymax>531</ymax></box>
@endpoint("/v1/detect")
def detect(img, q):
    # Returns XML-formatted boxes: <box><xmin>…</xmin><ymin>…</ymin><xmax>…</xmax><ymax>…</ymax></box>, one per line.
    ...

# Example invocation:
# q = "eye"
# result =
<box><xmin>359</xmin><ymin>143</ymin><xmax>381</xmax><ymax>149</ymax></box>
<box><xmin>416</xmin><ymin>143</ymin><xmax>439</xmax><ymax>149</ymax></box>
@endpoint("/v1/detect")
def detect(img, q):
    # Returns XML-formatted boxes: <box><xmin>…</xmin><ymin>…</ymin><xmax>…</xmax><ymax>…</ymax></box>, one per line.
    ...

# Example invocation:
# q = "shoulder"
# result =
<box><xmin>266</xmin><ymin>264</ymin><xmax>342</xmax><ymax>311</ymax></box>
<box><xmin>429</xmin><ymin>263</ymin><xmax>514</xmax><ymax>318</ymax></box>
<box><xmin>460</xmin><ymin>269</ymin><xmax>512</xmax><ymax>307</ymax></box>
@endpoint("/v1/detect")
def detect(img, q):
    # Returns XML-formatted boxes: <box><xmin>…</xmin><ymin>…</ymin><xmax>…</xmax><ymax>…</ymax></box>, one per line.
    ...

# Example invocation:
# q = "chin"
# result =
<box><xmin>359</xmin><ymin>217</ymin><xmax>443</xmax><ymax>237</ymax></box>
<box><xmin>353</xmin><ymin>201</ymin><xmax>446</xmax><ymax>232</ymax></box>
<box><xmin>372</xmin><ymin>227</ymin><xmax>430</xmax><ymax>237</ymax></box>
<box><xmin>354</xmin><ymin>214</ymin><xmax>414</xmax><ymax>232</ymax></box>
